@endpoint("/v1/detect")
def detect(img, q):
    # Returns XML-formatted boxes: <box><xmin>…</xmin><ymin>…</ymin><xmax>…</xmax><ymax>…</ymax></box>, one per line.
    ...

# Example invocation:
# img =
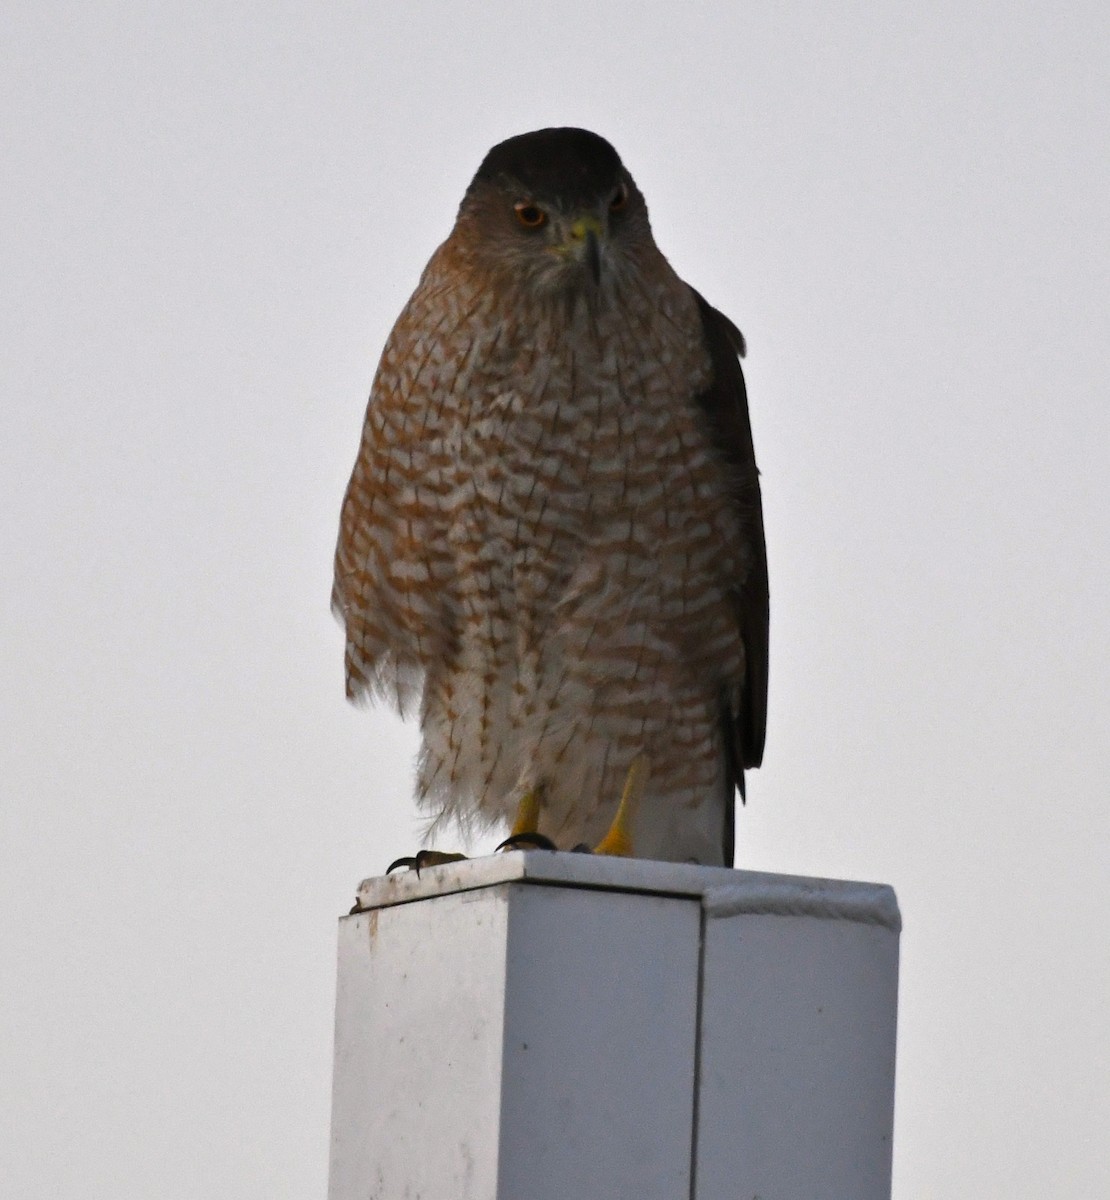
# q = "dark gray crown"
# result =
<box><xmin>469</xmin><ymin>128</ymin><xmax>624</xmax><ymax>207</ymax></box>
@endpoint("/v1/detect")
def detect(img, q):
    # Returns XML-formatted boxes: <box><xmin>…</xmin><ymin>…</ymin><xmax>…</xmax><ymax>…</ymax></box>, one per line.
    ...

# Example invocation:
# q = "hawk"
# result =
<box><xmin>333</xmin><ymin>127</ymin><xmax>767</xmax><ymax>867</ymax></box>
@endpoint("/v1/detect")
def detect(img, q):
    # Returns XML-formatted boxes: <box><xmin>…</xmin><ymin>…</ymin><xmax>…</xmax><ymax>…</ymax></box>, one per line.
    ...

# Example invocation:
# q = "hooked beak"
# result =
<box><xmin>567</xmin><ymin>216</ymin><xmax>604</xmax><ymax>284</ymax></box>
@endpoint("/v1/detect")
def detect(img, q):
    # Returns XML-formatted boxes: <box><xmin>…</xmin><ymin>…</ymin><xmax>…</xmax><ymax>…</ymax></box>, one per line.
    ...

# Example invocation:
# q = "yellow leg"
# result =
<box><xmin>593</xmin><ymin>754</ymin><xmax>650</xmax><ymax>858</ymax></box>
<box><xmin>509</xmin><ymin>788</ymin><xmax>542</xmax><ymax>838</ymax></box>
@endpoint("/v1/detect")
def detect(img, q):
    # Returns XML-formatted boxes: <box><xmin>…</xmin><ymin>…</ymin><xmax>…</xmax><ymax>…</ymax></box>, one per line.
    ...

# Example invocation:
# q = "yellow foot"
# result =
<box><xmin>385</xmin><ymin>849</ymin><xmax>468</xmax><ymax>876</ymax></box>
<box><xmin>495</xmin><ymin>787</ymin><xmax>558</xmax><ymax>853</ymax></box>
<box><xmin>509</xmin><ymin>788</ymin><xmax>542</xmax><ymax>838</ymax></box>
<box><xmin>593</xmin><ymin>754</ymin><xmax>650</xmax><ymax>858</ymax></box>
<box><xmin>495</xmin><ymin>831</ymin><xmax>558</xmax><ymax>852</ymax></box>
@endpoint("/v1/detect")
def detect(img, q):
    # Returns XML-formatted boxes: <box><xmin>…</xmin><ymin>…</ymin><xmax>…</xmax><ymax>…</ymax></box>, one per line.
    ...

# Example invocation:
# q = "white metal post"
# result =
<box><xmin>327</xmin><ymin>854</ymin><xmax>899</xmax><ymax>1200</ymax></box>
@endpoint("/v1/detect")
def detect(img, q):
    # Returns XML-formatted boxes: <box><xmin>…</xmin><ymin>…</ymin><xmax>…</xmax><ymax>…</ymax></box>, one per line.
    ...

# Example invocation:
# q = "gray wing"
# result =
<box><xmin>691</xmin><ymin>290</ymin><xmax>769</xmax><ymax>862</ymax></box>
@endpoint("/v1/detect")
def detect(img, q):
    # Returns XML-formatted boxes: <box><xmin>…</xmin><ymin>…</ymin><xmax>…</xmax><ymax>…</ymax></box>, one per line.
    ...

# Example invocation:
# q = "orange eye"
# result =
<box><xmin>514</xmin><ymin>201</ymin><xmax>547</xmax><ymax>228</ymax></box>
<box><xmin>609</xmin><ymin>182</ymin><xmax>629</xmax><ymax>212</ymax></box>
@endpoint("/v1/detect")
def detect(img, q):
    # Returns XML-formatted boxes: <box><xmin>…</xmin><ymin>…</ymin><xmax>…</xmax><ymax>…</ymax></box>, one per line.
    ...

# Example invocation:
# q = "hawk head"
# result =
<box><xmin>455</xmin><ymin>127</ymin><xmax>657</xmax><ymax>294</ymax></box>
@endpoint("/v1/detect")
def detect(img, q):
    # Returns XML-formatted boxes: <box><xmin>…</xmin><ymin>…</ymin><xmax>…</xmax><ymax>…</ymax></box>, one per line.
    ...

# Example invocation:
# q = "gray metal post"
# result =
<box><xmin>328</xmin><ymin>854</ymin><xmax>900</xmax><ymax>1200</ymax></box>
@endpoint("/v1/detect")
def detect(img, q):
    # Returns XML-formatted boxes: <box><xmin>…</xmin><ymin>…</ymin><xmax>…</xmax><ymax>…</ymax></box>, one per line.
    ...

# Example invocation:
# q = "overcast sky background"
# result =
<box><xmin>2</xmin><ymin>3</ymin><xmax>1108</xmax><ymax>1197</ymax></box>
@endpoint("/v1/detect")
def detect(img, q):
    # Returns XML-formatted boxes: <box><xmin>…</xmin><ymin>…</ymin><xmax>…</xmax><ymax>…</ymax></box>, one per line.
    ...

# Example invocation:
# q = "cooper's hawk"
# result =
<box><xmin>333</xmin><ymin>127</ymin><xmax>767</xmax><ymax>867</ymax></box>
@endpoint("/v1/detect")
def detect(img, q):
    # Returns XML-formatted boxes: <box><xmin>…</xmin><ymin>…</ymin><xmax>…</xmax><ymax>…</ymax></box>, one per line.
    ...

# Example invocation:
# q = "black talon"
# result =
<box><xmin>495</xmin><ymin>832</ymin><xmax>559</xmax><ymax>853</ymax></box>
<box><xmin>386</xmin><ymin>849</ymin><xmax>469</xmax><ymax>876</ymax></box>
<box><xmin>569</xmin><ymin>843</ymin><xmax>593</xmax><ymax>854</ymax></box>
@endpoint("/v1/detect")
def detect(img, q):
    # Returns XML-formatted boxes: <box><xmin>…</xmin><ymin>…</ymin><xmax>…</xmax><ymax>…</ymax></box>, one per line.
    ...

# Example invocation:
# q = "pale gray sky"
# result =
<box><xmin>2</xmin><ymin>3</ymin><xmax>1107</xmax><ymax>1197</ymax></box>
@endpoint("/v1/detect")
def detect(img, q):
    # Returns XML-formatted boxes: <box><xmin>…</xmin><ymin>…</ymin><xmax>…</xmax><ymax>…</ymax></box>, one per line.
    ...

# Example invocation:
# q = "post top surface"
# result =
<box><xmin>351</xmin><ymin>852</ymin><xmax>901</xmax><ymax>930</ymax></box>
